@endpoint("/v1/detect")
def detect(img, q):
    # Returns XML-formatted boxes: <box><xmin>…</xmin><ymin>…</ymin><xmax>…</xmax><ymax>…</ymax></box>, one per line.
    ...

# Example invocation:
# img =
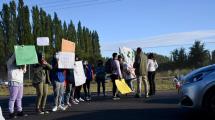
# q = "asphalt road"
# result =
<box><xmin>0</xmin><ymin>90</ymin><xmax>213</xmax><ymax>120</ymax></box>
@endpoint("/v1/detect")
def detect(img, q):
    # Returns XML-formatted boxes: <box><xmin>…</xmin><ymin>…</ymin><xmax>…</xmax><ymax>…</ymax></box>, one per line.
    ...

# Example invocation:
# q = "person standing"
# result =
<box><xmin>95</xmin><ymin>60</ymin><xmax>106</xmax><ymax>97</ymax></box>
<box><xmin>32</xmin><ymin>53</ymin><xmax>52</xmax><ymax>114</ymax></box>
<box><xmin>83</xmin><ymin>61</ymin><xmax>93</xmax><ymax>100</ymax></box>
<box><xmin>7</xmin><ymin>54</ymin><xmax>27</xmax><ymax>119</ymax></box>
<box><xmin>147</xmin><ymin>53</ymin><xmax>158</xmax><ymax>96</ymax></box>
<box><xmin>51</xmin><ymin>56</ymin><xmax>66</xmax><ymax>112</ymax></box>
<box><xmin>111</xmin><ymin>53</ymin><xmax>123</xmax><ymax>100</ymax></box>
<box><xmin>133</xmin><ymin>47</ymin><xmax>149</xmax><ymax>98</ymax></box>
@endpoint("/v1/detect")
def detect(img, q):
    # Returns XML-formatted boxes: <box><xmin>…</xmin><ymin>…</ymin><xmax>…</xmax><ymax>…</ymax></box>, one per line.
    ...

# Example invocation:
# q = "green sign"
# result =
<box><xmin>14</xmin><ymin>45</ymin><xmax>38</xmax><ymax>65</ymax></box>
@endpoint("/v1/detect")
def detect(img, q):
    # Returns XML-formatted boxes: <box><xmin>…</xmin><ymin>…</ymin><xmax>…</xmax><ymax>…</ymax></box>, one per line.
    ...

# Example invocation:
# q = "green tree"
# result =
<box><xmin>188</xmin><ymin>41</ymin><xmax>210</xmax><ymax>68</ymax></box>
<box><xmin>67</xmin><ymin>20</ymin><xmax>77</xmax><ymax>43</ymax></box>
<box><xmin>211</xmin><ymin>50</ymin><xmax>215</xmax><ymax>64</ymax></box>
<box><xmin>52</xmin><ymin>12</ymin><xmax>62</xmax><ymax>51</ymax></box>
<box><xmin>178</xmin><ymin>48</ymin><xmax>187</xmax><ymax>69</ymax></box>
<box><xmin>32</xmin><ymin>6</ymin><xmax>41</xmax><ymax>43</ymax></box>
<box><xmin>1</xmin><ymin>3</ymin><xmax>11</xmax><ymax>59</ymax></box>
<box><xmin>62</xmin><ymin>21</ymin><xmax>68</xmax><ymax>39</ymax></box>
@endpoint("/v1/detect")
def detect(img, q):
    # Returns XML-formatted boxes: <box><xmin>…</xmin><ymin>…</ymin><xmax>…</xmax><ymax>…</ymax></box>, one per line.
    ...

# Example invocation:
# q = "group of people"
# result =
<box><xmin>110</xmin><ymin>47</ymin><xmax>158</xmax><ymax>99</ymax></box>
<box><xmin>5</xmin><ymin>47</ymin><xmax>158</xmax><ymax>119</ymax></box>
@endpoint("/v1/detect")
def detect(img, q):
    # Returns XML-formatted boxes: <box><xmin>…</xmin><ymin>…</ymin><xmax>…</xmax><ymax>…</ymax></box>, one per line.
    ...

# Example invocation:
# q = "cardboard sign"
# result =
<box><xmin>74</xmin><ymin>61</ymin><xmax>86</xmax><ymax>86</ymax></box>
<box><xmin>37</xmin><ymin>37</ymin><xmax>49</xmax><ymax>46</ymax></box>
<box><xmin>14</xmin><ymin>45</ymin><xmax>38</xmax><ymax>65</ymax></box>
<box><xmin>119</xmin><ymin>47</ymin><xmax>135</xmax><ymax>66</ymax></box>
<box><xmin>115</xmin><ymin>79</ymin><xmax>132</xmax><ymax>94</ymax></box>
<box><xmin>61</xmin><ymin>39</ymin><xmax>75</xmax><ymax>52</ymax></box>
<box><xmin>58</xmin><ymin>52</ymin><xmax>75</xmax><ymax>69</ymax></box>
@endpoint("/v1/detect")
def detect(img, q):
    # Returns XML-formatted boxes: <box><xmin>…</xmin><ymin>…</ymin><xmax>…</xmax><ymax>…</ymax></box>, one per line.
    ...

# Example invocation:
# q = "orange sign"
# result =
<box><xmin>61</xmin><ymin>39</ymin><xmax>75</xmax><ymax>52</ymax></box>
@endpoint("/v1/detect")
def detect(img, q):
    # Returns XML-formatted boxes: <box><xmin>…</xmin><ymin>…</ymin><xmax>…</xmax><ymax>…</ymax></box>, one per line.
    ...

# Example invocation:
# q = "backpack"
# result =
<box><xmin>105</xmin><ymin>58</ymin><xmax>113</xmax><ymax>74</ymax></box>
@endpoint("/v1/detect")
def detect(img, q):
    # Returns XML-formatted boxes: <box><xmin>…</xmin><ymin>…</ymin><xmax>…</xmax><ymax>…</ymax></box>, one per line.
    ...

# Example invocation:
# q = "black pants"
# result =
<box><xmin>96</xmin><ymin>77</ymin><xmax>105</xmax><ymax>96</ymax></box>
<box><xmin>83</xmin><ymin>80</ymin><xmax>91</xmax><ymax>97</ymax></box>
<box><xmin>148</xmin><ymin>71</ymin><xmax>156</xmax><ymax>95</ymax></box>
<box><xmin>111</xmin><ymin>74</ymin><xmax>118</xmax><ymax>97</ymax></box>
<box><xmin>75</xmin><ymin>85</ymin><xmax>82</xmax><ymax>99</ymax></box>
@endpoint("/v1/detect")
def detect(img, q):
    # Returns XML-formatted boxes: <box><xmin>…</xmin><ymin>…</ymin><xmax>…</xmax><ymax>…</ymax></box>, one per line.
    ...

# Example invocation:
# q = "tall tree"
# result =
<box><xmin>62</xmin><ymin>21</ymin><xmax>68</xmax><ymax>39</ymax></box>
<box><xmin>178</xmin><ymin>48</ymin><xmax>187</xmax><ymax>69</ymax></box>
<box><xmin>32</xmin><ymin>6</ymin><xmax>41</xmax><ymax>43</ymax></box>
<box><xmin>1</xmin><ymin>3</ymin><xmax>11</xmax><ymax>59</ymax></box>
<box><xmin>0</xmin><ymin>20</ymin><xmax>4</xmax><ymax>64</ymax></box>
<box><xmin>67</xmin><ymin>20</ymin><xmax>77</xmax><ymax>43</ymax></box>
<box><xmin>17</xmin><ymin>0</ymin><xmax>24</xmax><ymax>44</ymax></box>
<box><xmin>188</xmin><ymin>41</ymin><xmax>210</xmax><ymax>68</ymax></box>
<box><xmin>23</xmin><ymin>6</ymin><xmax>32</xmax><ymax>44</ymax></box>
<box><xmin>9</xmin><ymin>1</ymin><xmax>17</xmax><ymax>51</ymax></box>
<box><xmin>211</xmin><ymin>50</ymin><xmax>215</xmax><ymax>64</ymax></box>
<box><xmin>52</xmin><ymin>12</ymin><xmax>62</xmax><ymax>51</ymax></box>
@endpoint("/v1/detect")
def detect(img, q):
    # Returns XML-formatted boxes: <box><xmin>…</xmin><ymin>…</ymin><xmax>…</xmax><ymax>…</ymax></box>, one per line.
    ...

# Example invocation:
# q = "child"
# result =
<box><xmin>7</xmin><ymin>54</ymin><xmax>27</xmax><ymax>119</ymax></box>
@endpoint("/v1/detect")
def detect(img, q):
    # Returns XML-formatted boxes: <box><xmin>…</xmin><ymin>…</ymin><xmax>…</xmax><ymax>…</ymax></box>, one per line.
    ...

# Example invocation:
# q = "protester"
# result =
<box><xmin>147</xmin><ymin>53</ymin><xmax>158</xmax><ymax>96</ymax></box>
<box><xmin>51</xmin><ymin>55</ymin><xmax>66</xmax><ymax>112</ymax></box>
<box><xmin>133</xmin><ymin>47</ymin><xmax>149</xmax><ymax>98</ymax></box>
<box><xmin>83</xmin><ymin>60</ymin><xmax>93</xmax><ymax>100</ymax></box>
<box><xmin>120</xmin><ymin>56</ymin><xmax>136</xmax><ymax>91</ymax></box>
<box><xmin>32</xmin><ymin>53</ymin><xmax>52</xmax><ymax>114</ymax></box>
<box><xmin>111</xmin><ymin>53</ymin><xmax>123</xmax><ymax>100</ymax></box>
<box><xmin>95</xmin><ymin>60</ymin><xmax>106</xmax><ymax>97</ymax></box>
<box><xmin>74</xmin><ymin>56</ymin><xmax>85</xmax><ymax>103</ymax></box>
<box><xmin>64</xmin><ymin>69</ymin><xmax>77</xmax><ymax>107</ymax></box>
<box><xmin>7</xmin><ymin>54</ymin><xmax>27</xmax><ymax>118</ymax></box>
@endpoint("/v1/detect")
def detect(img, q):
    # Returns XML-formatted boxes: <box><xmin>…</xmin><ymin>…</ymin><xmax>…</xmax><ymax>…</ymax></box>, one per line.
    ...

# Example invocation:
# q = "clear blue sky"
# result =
<box><xmin>1</xmin><ymin>0</ymin><xmax>215</xmax><ymax>57</ymax></box>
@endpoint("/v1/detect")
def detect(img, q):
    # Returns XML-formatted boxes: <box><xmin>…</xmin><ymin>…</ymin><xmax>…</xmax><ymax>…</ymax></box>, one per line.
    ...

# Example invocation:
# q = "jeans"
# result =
<box><xmin>53</xmin><ymin>81</ymin><xmax>65</xmax><ymax>106</ymax></box>
<box><xmin>96</xmin><ymin>77</ymin><xmax>105</xmax><ymax>96</ymax></box>
<box><xmin>64</xmin><ymin>84</ymin><xmax>73</xmax><ymax>104</ymax></box>
<box><xmin>136</xmin><ymin>75</ymin><xmax>149</xmax><ymax>97</ymax></box>
<box><xmin>8</xmin><ymin>85</ymin><xmax>23</xmax><ymax>113</ymax></box>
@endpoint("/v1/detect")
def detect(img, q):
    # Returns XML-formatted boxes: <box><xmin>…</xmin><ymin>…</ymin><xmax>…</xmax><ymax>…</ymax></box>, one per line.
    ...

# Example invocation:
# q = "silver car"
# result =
<box><xmin>179</xmin><ymin>64</ymin><xmax>215</xmax><ymax>112</ymax></box>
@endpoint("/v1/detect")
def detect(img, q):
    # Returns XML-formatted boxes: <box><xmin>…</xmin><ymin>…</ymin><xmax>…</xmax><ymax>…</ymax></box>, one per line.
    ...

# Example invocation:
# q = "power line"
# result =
<box><xmin>39</xmin><ymin>0</ymin><xmax>100</xmax><ymax>8</ymax></box>
<box><xmin>43</xmin><ymin>0</ymin><xmax>123</xmax><ymax>11</ymax></box>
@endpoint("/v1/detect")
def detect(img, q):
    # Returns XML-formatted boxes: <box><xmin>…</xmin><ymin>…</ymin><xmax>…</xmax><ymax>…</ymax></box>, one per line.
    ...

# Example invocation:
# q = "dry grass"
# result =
<box><xmin>0</xmin><ymin>76</ymin><xmax>176</xmax><ymax>96</ymax></box>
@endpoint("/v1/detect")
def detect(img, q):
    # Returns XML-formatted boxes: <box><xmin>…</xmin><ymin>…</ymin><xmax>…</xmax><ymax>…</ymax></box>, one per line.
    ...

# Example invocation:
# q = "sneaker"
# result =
<box><xmin>41</xmin><ymin>108</ymin><xmax>49</xmax><ymax>114</ymax></box>
<box><xmin>17</xmin><ymin>111</ymin><xmax>28</xmax><ymax>117</ymax></box>
<box><xmin>52</xmin><ymin>106</ymin><xmax>58</xmax><ymax>112</ymax></box>
<box><xmin>36</xmin><ymin>109</ymin><xmax>44</xmax><ymax>115</ymax></box>
<box><xmin>74</xmin><ymin>98</ymin><xmax>79</xmax><ymax>103</ymax></box>
<box><xmin>58</xmin><ymin>105</ymin><xmax>66</xmax><ymax>111</ymax></box>
<box><xmin>112</xmin><ymin>96</ymin><xmax>120</xmax><ymax>100</ymax></box>
<box><xmin>79</xmin><ymin>97</ymin><xmax>85</xmax><ymax>102</ymax></box>
<box><xmin>86</xmin><ymin>97</ymin><xmax>90</xmax><ymax>101</ymax></box>
<box><xmin>9</xmin><ymin>112</ymin><xmax>17</xmax><ymax>119</ymax></box>
<box><xmin>72</xmin><ymin>100</ymin><xmax>79</xmax><ymax>105</ymax></box>
<box><xmin>66</xmin><ymin>102</ymin><xmax>72</xmax><ymax>107</ymax></box>
<box><xmin>145</xmin><ymin>95</ymin><xmax>149</xmax><ymax>98</ymax></box>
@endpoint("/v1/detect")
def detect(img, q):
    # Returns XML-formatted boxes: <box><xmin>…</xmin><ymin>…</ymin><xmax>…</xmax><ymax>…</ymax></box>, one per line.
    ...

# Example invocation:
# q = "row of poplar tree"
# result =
<box><xmin>0</xmin><ymin>0</ymin><xmax>102</xmax><ymax>70</ymax></box>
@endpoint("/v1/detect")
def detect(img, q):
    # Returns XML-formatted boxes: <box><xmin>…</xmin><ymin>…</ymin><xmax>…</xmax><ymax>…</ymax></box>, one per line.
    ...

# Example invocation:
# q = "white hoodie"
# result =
<box><xmin>7</xmin><ymin>54</ymin><xmax>26</xmax><ymax>84</ymax></box>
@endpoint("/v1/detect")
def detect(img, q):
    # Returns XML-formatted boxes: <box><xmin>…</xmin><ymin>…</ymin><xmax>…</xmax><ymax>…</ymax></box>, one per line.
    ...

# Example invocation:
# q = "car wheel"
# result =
<box><xmin>204</xmin><ymin>89</ymin><xmax>215</xmax><ymax>112</ymax></box>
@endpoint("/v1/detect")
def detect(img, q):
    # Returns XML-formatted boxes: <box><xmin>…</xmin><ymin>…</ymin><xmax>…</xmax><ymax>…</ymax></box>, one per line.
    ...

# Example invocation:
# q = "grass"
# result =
<box><xmin>0</xmin><ymin>76</ymin><xmax>176</xmax><ymax>96</ymax></box>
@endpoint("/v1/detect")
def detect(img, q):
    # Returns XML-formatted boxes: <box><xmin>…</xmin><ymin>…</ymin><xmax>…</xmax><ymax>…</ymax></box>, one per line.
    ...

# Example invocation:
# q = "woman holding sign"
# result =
<box><xmin>7</xmin><ymin>54</ymin><xmax>27</xmax><ymax>119</ymax></box>
<box><xmin>32</xmin><ymin>53</ymin><xmax>52</xmax><ymax>114</ymax></box>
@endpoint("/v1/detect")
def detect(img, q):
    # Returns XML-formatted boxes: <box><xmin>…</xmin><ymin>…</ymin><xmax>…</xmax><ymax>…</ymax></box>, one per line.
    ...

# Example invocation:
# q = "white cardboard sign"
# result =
<box><xmin>74</xmin><ymin>61</ymin><xmax>86</xmax><ymax>86</ymax></box>
<box><xmin>58</xmin><ymin>52</ymin><xmax>75</xmax><ymax>69</ymax></box>
<box><xmin>37</xmin><ymin>37</ymin><xmax>49</xmax><ymax>46</ymax></box>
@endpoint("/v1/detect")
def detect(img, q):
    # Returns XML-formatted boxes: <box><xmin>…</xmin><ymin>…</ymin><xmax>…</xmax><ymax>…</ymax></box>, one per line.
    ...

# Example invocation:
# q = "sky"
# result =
<box><xmin>1</xmin><ymin>0</ymin><xmax>215</xmax><ymax>57</ymax></box>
